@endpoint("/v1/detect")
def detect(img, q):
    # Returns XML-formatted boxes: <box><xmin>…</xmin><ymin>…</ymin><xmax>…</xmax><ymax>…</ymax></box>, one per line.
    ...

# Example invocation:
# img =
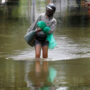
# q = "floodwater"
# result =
<box><xmin>0</xmin><ymin>2</ymin><xmax>90</xmax><ymax>90</ymax></box>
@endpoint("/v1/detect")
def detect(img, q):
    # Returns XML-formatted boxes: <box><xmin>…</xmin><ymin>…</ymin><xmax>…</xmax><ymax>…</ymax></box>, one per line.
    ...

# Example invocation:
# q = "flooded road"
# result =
<box><xmin>0</xmin><ymin>58</ymin><xmax>90</xmax><ymax>90</ymax></box>
<box><xmin>0</xmin><ymin>18</ymin><xmax>90</xmax><ymax>89</ymax></box>
<box><xmin>1</xmin><ymin>21</ymin><xmax>89</xmax><ymax>61</ymax></box>
<box><xmin>0</xmin><ymin>0</ymin><xmax>90</xmax><ymax>89</ymax></box>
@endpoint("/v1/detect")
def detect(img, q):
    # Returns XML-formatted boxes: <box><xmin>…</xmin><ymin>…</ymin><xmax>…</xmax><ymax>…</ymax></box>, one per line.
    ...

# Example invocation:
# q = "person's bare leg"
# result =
<box><xmin>35</xmin><ymin>44</ymin><xmax>41</xmax><ymax>58</ymax></box>
<box><xmin>42</xmin><ymin>45</ymin><xmax>48</xmax><ymax>58</ymax></box>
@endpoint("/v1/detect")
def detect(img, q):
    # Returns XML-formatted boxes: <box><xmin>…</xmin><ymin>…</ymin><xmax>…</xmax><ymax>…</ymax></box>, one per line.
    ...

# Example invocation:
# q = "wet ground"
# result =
<box><xmin>0</xmin><ymin>2</ymin><xmax>90</xmax><ymax>90</ymax></box>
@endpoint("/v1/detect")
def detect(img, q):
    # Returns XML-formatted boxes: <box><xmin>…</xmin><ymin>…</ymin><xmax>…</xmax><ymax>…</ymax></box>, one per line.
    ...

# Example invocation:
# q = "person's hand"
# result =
<box><xmin>36</xmin><ymin>28</ymin><xmax>42</xmax><ymax>32</ymax></box>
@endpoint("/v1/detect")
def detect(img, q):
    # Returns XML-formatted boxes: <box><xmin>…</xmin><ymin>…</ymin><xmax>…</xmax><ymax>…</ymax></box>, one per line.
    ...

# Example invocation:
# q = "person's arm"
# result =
<box><xmin>27</xmin><ymin>15</ymin><xmax>41</xmax><ymax>33</ymax></box>
<box><xmin>48</xmin><ymin>19</ymin><xmax>57</xmax><ymax>34</ymax></box>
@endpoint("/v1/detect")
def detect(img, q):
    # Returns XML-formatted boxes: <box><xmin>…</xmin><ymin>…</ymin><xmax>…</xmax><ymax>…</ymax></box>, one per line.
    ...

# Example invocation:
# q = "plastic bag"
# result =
<box><xmin>46</xmin><ymin>34</ymin><xmax>57</xmax><ymax>49</ymax></box>
<box><xmin>24</xmin><ymin>30</ymin><xmax>36</xmax><ymax>46</ymax></box>
<box><xmin>43</xmin><ymin>26</ymin><xmax>50</xmax><ymax>34</ymax></box>
<box><xmin>37</xmin><ymin>21</ymin><xmax>47</xmax><ymax>29</ymax></box>
<box><xmin>37</xmin><ymin>21</ymin><xmax>57</xmax><ymax>49</ymax></box>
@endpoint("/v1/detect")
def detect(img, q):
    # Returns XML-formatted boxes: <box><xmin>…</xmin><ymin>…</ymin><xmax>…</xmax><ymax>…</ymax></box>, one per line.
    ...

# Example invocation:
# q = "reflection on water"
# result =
<box><xmin>25</xmin><ymin>60</ymin><xmax>57</xmax><ymax>90</ymax></box>
<box><xmin>0</xmin><ymin>0</ymin><xmax>90</xmax><ymax>90</ymax></box>
<box><xmin>0</xmin><ymin>58</ymin><xmax>90</xmax><ymax>89</ymax></box>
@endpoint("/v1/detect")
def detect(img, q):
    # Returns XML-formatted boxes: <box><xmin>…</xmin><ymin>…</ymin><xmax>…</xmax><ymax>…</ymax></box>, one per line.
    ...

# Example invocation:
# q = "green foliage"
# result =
<box><xmin>18</xmin><ymin>0</ymin><xmax>28</xmax><ymax>17</ymax></box>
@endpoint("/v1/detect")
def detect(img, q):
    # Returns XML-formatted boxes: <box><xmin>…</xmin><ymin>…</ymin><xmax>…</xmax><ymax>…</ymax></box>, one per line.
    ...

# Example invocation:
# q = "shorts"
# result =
<box><xmin>35</xmin><ymin>39</ymin><xmax>49</xmax><ymax>47</ymax></box>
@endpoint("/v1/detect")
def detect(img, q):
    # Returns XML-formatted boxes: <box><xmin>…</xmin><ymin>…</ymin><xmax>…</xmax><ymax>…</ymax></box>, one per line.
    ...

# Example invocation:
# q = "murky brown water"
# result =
<box><xmin>0</xmin><ymin>19</ymin><xmax>90</xmax><ymax>90</ymax></box>
<box><xmin>0</xmin><ymin>0</ymin><xmax>90</xmax><ymax>90</ymax></box>
<box><xmin>0</xmin><ymin>58</ymin><xmax>90</xmax><ymax>90</ymax></box>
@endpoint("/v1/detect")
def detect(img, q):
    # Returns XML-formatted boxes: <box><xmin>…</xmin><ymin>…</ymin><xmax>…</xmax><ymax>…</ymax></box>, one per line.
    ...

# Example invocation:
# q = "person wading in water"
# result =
<box><xmin>28</xmin><ymin>3</ymin><xmax>57</xmax><ymax>59</ymax></box>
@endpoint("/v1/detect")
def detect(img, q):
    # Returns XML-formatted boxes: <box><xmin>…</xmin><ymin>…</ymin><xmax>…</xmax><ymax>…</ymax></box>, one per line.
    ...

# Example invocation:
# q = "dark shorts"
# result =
<box><xmin>35</xmin><ymin>39</ymin><xmax>49</xmax><ymax>47</ymax></box>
